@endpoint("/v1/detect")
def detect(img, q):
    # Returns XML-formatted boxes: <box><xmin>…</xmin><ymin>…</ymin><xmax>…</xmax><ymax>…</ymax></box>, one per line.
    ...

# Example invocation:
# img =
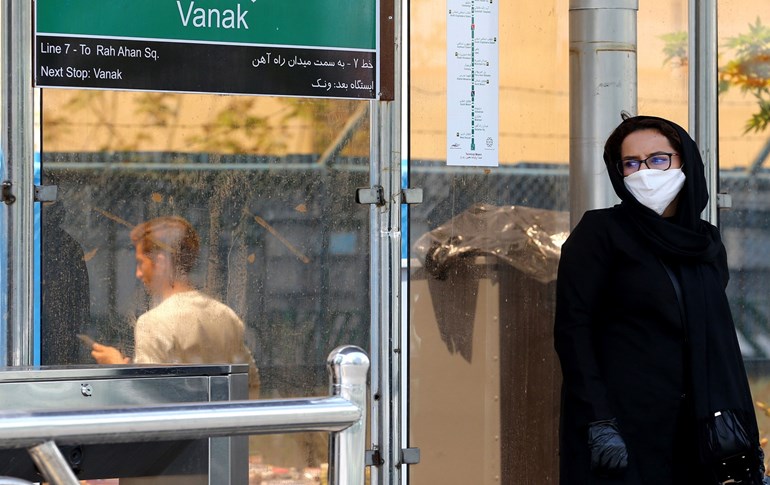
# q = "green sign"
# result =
<box><xmin>35</xmin><ymin>0</ymin><xmax>378</xmax><ymax>99</ymax></box>
<box><xmin>36</xmin><ymin>0</ymin><xmax>376</xmax><ymax>50</ymax></box>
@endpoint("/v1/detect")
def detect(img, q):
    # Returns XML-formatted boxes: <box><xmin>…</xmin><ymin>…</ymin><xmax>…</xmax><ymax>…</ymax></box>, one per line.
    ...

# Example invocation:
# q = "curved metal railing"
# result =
<box><xmin>0</xmin><ymin>345</ymin><xmax>369</xmax><ymax>485</ymax></box>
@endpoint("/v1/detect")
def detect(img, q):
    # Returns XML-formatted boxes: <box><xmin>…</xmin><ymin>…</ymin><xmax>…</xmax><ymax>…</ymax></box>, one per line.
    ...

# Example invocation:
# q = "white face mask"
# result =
<box><xmin>623</xmin><ymin>168</ymin><xmax>686</xmax><ymax>215</ymax></box>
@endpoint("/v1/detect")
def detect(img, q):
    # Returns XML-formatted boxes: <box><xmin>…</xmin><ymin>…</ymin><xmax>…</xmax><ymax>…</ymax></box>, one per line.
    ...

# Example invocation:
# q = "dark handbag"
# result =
<box><xmin>660</xmin><ymin>261</ymin><xmax>757</xmax><ymax>484</ymax></box>
<box><xmin>700</xmin><ymin>409</ymin><xmax>755</xmax><ymax>483</ymax></box>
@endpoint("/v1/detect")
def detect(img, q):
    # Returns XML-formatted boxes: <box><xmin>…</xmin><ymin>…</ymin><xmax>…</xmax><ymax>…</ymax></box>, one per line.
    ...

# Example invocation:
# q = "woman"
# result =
<box><xmin>554</xmin><ymin>115</ymin><xmax>764</xmax><ymax>484</ymax></box>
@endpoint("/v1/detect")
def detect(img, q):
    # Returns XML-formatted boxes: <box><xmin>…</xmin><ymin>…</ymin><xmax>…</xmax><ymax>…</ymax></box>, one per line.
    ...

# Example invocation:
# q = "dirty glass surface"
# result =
<box><xmin>408</xmin><ymin>1</ymin><xmax>569</xmax><ymax>484</ymax></box>
<box><xmin>636</xmin><ymin>1</ymin><xmax>688</xmax><ymax>124</ymax></box>
<box><xmin>717</xmin><ymin>0</ymin><xmax>770</xmax><ymax>454</ymax></box>
<box><xmin>408</xmin><ymin>0</ymin><xmax>770</xmax><ymax>482</ymax></box>
<box><xmin>634</xmin><ymin>0</ymin><xmax>770</xmax><ymax>464</ymax></box>
<box><xmin>38</xmin><ymin>89</ymin><xmax>370</xmax><ymax>483</ymax></box>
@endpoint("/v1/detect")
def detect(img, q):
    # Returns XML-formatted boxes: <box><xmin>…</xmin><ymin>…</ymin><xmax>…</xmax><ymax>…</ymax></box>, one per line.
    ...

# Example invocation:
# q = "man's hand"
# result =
<box><xmin>91</xmin><ymin>343</ymin><xmax>130</xmax><ymax>364</ymax></box>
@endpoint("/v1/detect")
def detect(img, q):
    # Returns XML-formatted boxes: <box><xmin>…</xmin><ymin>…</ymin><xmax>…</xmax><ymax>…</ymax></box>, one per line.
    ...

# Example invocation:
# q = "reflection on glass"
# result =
<box><xmin>410</xmin><ymin>0</ymin><xmax>569</xmax><ymax>483</ymax></box>
<box><xmin>41</xmin><ymin>186</ymin><xmax>91</xmax><ymax>364</ymax></box>
<box><xmin>638</xmin><ymin>1</ymin><xmax>688</xmax><ymax>123</ymax></box>
<box><xmin>86</xmin><ymin>216</ymin><xmax>261</xmax><ymax>393</ymax></box>
<box><xmin>717</xmin><ymin>1</ymin><xmax>770</xmax><ymax>462</ymax></box>
<box><xmin>40</xmin><ymin>90</ymin><xmax>371</xmax><ymax>483</ymax></box>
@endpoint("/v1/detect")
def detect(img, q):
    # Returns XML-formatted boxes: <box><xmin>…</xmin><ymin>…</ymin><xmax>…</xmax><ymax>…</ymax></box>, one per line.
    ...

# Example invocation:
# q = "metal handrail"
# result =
<box><xmin>0</xmin><ymin>345</ymin><xmax>369</xmax><ymax>485</ymax></box>
<box><xmin>0</xmin><ymin>397</ymin><xmax>359</xmax><ymax>447</ymax></box>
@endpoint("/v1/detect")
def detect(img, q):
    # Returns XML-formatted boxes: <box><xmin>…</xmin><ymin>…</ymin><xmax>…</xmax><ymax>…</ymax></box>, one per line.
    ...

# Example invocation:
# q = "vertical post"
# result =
<box><xmin>1</xmin><ymin>0</ymin><xmax>35</xmax><ymax>365</ymax></box>
<box><xmin>568</xmin><ymin>0</ymin><xmax>638</xmax><ymax>228</ymax></box>
<box><xmin>368</xmin><ymin>97</ymin><xmax>385</xmax><ymax>485</ymax></box>
<box><xmin>689</xmin><ymin>0</ymin><xmax>718</xmax><ymax>225</ymax></box>
<box><xmin>370</xmin><ymin>0</ymin><xmax>403</xmax><ymax>479</ymax></box>
<box><xmin>328</xmin><ymin>346</ymin><xmax>370</xmax><ymax>485</ymax></box>
<box><xmin>27</xmin><ymin>441</ymin><xmax>79</xmax><ymax>485</ymax></box>
<box><xmin>370</xmin><ymin>91</ymin><xmax>401</xmax><ymax>485</ymax></box>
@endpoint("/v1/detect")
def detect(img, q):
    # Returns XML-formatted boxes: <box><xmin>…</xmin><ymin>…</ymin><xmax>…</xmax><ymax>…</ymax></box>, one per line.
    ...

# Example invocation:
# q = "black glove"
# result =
<box><xmin>759</xmin><ymin>446</ymin><xmax>769</xmax><ymax>485</ymax></box>
<box><xmin>587</xmin><ymin>418</ymin><xmax>628</xmax><ymax>475</ymax></box>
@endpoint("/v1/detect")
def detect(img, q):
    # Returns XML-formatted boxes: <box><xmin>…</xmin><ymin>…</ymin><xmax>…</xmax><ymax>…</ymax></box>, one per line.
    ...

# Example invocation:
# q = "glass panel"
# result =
<box><xmin>409</xmin><ymin>2</ymin><xmax>694</xmax><ymax>483</ymax></box>
<box><xmin>38</xmin><ymin>89</ymin><xmax>370</xmax><ymax>483</ymax></box>
<box><xmin>717</xmin><ymin>0</ymin><xmax>770</xmax><ymax>458</ymax></box>
<box><xmin>638</xmin><ymin>1</ymin><xmax>688</xmax><ymax>124</ymax></box>
<box><xmin>409</xmin><ymin>1</ymin><xmax>569</xmax><ymax>484</ymax></box>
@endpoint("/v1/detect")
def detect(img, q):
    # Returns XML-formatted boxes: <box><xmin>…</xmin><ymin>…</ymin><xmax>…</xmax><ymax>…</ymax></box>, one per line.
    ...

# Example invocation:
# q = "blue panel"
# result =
<box><xmin>33</xmin><ymin>152</ymin><xmax>40</xmax><ymax>366</ymax></box>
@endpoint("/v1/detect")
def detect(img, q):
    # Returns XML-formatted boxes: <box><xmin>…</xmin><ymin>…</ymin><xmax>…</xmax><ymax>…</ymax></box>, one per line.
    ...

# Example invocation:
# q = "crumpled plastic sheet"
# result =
<box><xmin>413</xmin><ymin>203</ymin><xmax>570</xmax><ymax>284</ymax></box>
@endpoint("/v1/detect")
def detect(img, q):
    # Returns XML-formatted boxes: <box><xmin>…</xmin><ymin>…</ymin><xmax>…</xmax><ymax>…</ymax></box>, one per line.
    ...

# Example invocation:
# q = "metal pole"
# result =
<box><xmin>328</xmin><ymin>345</ymin><xmax>370</xmax><ymax>485</ymax></box>
<box><xmin>369</xmin><ymin>7</ymin><xmax>403</xmax><ymax>480</ymax></box>
<box><xmin>568</xmin><ymin>0</ymin><xmax>638</xmax><ymax>228</ymax></box>
<box><xmin>1</xmin><ymin>0</ymin><xmax>35</xmax><ymax>365</ymax></box>
<box><xmin>368</xmin><ymin>98</ymin><xmax>385</xmax><ymax>485</ymax></box>
<box><xmin>370</xmin><ymin>99</ymin><xmax>397</xmax><ymax>485</ymax></box>
<box><xmin>369</xmin><ymin>67</ymin><xmax>402</xmax><ymax>485</ymax></box>
<box><xmin>689</xmin><ymin>0</ymin><xmax>719</xmax><ymax>224</ymax></box>
<box><xmin>27</xmin><ymin>441</ymin><xmax>79</xmax><ymax>485</ymax></box>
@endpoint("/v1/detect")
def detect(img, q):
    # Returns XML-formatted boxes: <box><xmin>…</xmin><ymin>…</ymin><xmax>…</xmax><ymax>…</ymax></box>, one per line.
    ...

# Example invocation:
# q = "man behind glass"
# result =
<box><xmin>91</xmin><ymin>216</ymin><xmax>260</xmax><ymax>393</ymax></box>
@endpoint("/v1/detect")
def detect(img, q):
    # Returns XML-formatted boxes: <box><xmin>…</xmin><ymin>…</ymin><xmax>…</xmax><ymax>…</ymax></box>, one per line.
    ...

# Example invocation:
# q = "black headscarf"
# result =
<box><xmin>603</xmin><ymin>115</ymin><xmax>722</xmax><ymax>262</ymax></box>
<box><xmin>603</xmin><ymin>116</ymin><xmax>759</xmax><ymax>450</ymax></box>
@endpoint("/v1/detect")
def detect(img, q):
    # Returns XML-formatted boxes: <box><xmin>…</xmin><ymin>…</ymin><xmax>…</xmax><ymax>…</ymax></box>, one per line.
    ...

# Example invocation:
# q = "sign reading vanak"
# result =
<box><xmin>34</xmin><ymin>0</ymin><xmax>379</xmax><ymax>99</ymax></box>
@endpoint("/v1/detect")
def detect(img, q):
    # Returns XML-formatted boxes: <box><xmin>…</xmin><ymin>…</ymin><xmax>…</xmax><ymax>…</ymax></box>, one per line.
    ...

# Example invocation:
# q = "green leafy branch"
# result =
<box><xmin>661</xmin><ymin>17</ymin><xmax>770</xmax><ymax>133</ymax></box>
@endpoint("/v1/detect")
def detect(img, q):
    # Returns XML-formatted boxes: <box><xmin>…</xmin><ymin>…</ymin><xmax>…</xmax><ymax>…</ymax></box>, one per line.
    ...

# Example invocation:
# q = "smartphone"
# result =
<box><xmin>77</xmin><ymin>334</ymin><xmax>96</xmax><ymax>347</ymax></box>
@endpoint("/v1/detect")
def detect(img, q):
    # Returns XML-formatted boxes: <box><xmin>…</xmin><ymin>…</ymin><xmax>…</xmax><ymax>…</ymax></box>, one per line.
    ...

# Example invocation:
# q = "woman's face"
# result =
<box><xmin>621</xmin><ymin>129</ymin><xmax>684</xmax><ymax>217</ymax></box>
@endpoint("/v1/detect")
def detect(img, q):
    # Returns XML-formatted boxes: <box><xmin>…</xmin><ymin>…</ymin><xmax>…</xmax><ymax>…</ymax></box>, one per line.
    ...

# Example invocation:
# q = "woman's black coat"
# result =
<box><xmin>554</xmin><ymin>116</ymin><xmax>760</xmax><ymax>484</ymax></box>
<box><xmin>555</xmin><ymin>207</ymin><xmax>713</xmax><ymax>483</ymax></box>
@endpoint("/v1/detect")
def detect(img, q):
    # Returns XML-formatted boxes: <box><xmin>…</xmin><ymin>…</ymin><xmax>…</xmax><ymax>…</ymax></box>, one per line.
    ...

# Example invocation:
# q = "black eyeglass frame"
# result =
<box><xmin>615</xmin><ymin>152</ymin><xmax>678</xmax><ymax>176</ymax></box>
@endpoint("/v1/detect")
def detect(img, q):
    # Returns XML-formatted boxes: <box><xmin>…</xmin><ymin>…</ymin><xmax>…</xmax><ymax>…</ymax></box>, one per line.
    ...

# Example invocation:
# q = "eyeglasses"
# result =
<box><xmin>616</xmin><ymin>153</ymin><xmax>678</xmax><ymax>176</ymax></box>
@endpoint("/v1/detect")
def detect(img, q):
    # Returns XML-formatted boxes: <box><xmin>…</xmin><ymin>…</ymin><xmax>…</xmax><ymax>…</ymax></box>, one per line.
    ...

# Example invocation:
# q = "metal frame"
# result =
<box><xmin>369</xmin><ymin>62</ymin><xmax>403</xmax><ymax>485</ymax></box>
<box><xmin>1</xmin><ymin>0</ymin><xmax>35</xmax><ymax>366</ymax></box>
<box><xmin>689</xmin><ymin>0</ymin><xmax>719</xmax><ymax>224</ymax></box>
<box><xmin>0</xmin><ymin>346</ymin><xmax>369</xmax><ymax>485</ymax></box>
<box><xmin>370</xmin><ymin>0</ymin><xmax>404</xmax><ymax>482</ymax></box>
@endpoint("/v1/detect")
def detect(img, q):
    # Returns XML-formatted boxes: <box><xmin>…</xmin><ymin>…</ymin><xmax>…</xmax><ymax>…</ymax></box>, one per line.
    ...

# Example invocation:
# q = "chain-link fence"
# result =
<box><xmin>40</xmin><ymin>154</ymin><xmax>770</xmax><ymax>384</ymax></box>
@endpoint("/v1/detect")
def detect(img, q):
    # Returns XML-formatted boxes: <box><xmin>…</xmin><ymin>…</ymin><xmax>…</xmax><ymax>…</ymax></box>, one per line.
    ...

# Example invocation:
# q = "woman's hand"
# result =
<box><xmin>91</xmin><ymin>343</ymin><xmax>130</xmax><ymax>364</ymax></box>
<box><xmin>588</xmin><ymin>418</ymin><xmax>628</xmax><ymax>476</ymax></box>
